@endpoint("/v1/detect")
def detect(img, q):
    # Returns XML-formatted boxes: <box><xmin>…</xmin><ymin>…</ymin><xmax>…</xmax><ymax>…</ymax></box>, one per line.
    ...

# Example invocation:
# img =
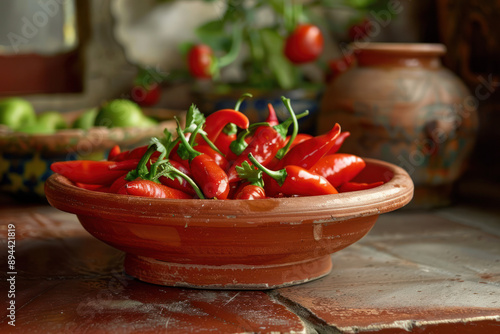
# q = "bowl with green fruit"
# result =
<box><xmin>0</xmin><ymin>97</ymin><xmax>182</xmax><ymax>198</ymax></box>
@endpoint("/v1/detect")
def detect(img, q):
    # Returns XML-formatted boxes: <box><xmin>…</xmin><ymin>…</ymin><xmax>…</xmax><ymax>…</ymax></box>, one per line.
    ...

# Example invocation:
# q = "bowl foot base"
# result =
<box><xmin>124</xmin><ymin>254</ymin><xmax>332</xmax><ymax>290</ymax></box>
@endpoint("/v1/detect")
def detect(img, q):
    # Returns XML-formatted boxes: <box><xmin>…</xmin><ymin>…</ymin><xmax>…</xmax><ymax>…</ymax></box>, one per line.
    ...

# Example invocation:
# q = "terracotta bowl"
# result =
<box><xmin>45</xmin><ymin>158</ymin><xmax>413</xmax><ymax>290</ymax></box>
<box><xmin>0</xmin><ymin>109</ymin><xmax>182</xmax><ymax>198</ymax></box>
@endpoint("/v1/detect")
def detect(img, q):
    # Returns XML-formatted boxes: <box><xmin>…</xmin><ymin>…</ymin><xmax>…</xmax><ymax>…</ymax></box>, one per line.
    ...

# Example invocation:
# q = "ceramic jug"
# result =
<box><xmin>319</xmin><ymin>43</ymin><xmax>479</xmax><ymax>208</ymax></box>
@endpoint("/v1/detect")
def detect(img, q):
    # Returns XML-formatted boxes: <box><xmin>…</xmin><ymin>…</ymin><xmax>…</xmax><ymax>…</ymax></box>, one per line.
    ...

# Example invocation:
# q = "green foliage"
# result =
<box><xmin>184</xmin><ymin>0</ymin><xmax>397</xmax><ymax>89</ymax></box>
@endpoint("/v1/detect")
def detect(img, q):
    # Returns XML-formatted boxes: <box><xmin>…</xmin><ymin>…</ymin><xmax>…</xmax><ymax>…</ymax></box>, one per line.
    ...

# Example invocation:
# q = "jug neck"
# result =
<box><xmin>353</xmin><ymin>43</ymin><xmax>445</xmax><ymax>69</ymax></box>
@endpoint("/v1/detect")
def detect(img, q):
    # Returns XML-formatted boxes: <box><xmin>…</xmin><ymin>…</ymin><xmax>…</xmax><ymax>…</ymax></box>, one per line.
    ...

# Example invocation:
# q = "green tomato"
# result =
<box><xmin>94</xmin><ymin>99</ymin><xmax>146</xmax><ymax>128</ymax></box>
<box><xmin>0</xmin><ymin>97</ymin><xmax>36</xmax><ymax>130</ymax></box>
<box><xmin>16</xmin><ymin>123</ymin><xmax>55</xmax><ymax>134</ymax></box>
<box><xmin>37</xmin><ymin>111</ymin><xmax>67</xmax><ymax>131</ymax></box>
<box><xmin>137</xmin><ymin>116</ymin><xmax>159</xmax><ymax>128</ymax></box>
<box><xmin>72</xmin><ymin>108</ymin><xmax>97</xmax><ymax>130</ymax></box>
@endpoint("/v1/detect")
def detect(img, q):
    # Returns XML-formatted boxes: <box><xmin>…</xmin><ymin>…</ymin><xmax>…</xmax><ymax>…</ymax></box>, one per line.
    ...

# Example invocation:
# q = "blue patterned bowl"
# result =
<box><xmin>0</xmin><ymin>109</ymin><xmax>180</xmax><ymax>199</ymax></box>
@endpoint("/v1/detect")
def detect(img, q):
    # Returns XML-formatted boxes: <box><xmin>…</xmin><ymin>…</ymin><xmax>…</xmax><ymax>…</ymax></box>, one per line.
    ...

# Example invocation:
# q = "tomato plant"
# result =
<box><xmin>284</xmin><ymin>24</ymin><xmax>324</xmax><ymax>64</ymax></box>
<box><xmin>187</xmin><ymin>44</ymin><xmax>214</xmax><ymax>79</ymax></box>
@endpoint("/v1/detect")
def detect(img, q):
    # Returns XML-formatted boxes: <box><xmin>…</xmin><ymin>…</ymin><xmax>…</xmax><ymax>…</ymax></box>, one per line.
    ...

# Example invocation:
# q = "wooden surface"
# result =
<box><xmin>1</xmin><ymin>196</ymin><xmax>499</xmax><ymax>333</ymax></box>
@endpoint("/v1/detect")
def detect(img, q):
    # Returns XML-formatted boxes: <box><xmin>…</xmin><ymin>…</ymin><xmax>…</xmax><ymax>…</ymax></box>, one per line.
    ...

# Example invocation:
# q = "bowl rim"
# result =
<box><xmin>0</xmin><ymin>109</ymin><xmax>184</xmax><ymax>156</ymax></box>
<box><xmin>45</xmin><ymin>158</ymin><xmax>414</xmax><ymax>226</ymax></box>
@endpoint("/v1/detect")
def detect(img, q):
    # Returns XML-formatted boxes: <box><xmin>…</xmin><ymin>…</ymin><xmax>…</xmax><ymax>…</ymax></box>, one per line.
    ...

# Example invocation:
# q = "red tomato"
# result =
<box><xmin>284</xmin><ymin>24</ymin><xmax>324</xmax><ymax>64</ymax></box>
<box><xmin>187</xmin><ymin>44</ymin><xmax>214</xmax><ymax>79</ymax></box>
<box><xmin>131</xmin><ymin>83</ymin><xmax>160</xmax><ymax>107</ymax></box>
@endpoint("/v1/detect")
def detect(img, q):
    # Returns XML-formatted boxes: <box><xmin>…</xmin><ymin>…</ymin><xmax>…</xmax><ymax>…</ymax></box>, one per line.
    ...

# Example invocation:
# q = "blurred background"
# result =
<box><xmin>0</xmin><ymin>0</ymin><xmax>498</xmax><ymax>206</ymax></box>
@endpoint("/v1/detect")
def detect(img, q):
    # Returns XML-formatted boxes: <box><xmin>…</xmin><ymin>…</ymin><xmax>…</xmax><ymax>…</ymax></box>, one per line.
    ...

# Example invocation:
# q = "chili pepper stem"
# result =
<box><xmin>217</xmin><ymin>25</ymin><xmax>243</xmax><ymax>68</ymax></box>
<box><xmin>276</xmin><ymin>97</ymin><xmax>302</xmax><ymax>160</ymax></box>
<box><xmin>222</xmin><ymin>123</ymin><xmax>238</xmax><ymax>135</ymax></box>
<box><xmin>229</xmin><ymin>129</ymin><xmax>250</xmax><ymax>156</ymax></box>
<box><xmin>248</xmin><ymin>153</ymin><xmax>287</xmax><ymax>186</ymax></box>
<box><xmin>175</xmin><ymin>117</ymin><xmax>201</xmax><ymax>160</ymax></box>
<box><xmin>154</xmin><ymin>161</ymin><xmax>205</xmax><ymax>199</ymax></box>
<box><xmin>187</xmin><ymin>119</ymin><xmax>224</xmax><ymax>156</ymax></box>
<box><xmin>126</xmin><ymin>144</ymin><xmax>157</xmax><ymax>181</ymax></box>
<box><xmin>200</xmin><ymin>133</ymin><xmax>224</xmax><ymax>155</ymax></box>
<box><xmin>149</xmin><ymin>134</ymin><xmax>174</xmax><ymax>178</ymax></box>
<box><xmin>234</xmin><ymin>93</ymin><xmax>253</xmax><ymax>111</ymax></box>
<box><xmin>228</xmin><ymin>122</ymin><xmax>271</xmax><ymax>156</ymax></box>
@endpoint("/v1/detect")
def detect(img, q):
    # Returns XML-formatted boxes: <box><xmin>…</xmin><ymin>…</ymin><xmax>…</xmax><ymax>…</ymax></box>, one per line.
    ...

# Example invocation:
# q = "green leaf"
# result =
<box><xmin>343</xmin><ymin>0</ymin><xmax>377</xmax><ymax>9</ymax></box>
<box><xmin>178</xmin><ymin>42</ymin><xmax>194</xmax><ymax>56</ymax></box>
<box><xmin>176</xmin><ymin>143</ymin><xmax>190</xmax><ymax>161</ymax></box>
<box><xmin>260</xmin><ymin>29</ymin><xmax>298</xmax><ymax>89</ymax></box>
<box><xmin>184</xmin><ymin>104</ymin><xmax>206</xmax><ymax>133</ymax></box>
<box><xmin>134</xmin><ymin>66</ymin><xmax>167</xmax><ymax>88</ymax></box>
<box><xmin>196</xmin><ymin>20</ymin><xmax>231</xmax><ymax>51</ymax></box>
<box><xmin>235</xmin><ymin>161</ymin><xmax>264</xmax><ymax>188</ymax></box>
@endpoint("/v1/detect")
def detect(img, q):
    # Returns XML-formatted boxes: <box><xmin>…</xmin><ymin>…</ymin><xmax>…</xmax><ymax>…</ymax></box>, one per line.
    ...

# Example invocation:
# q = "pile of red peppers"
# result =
<box><xmin>50</xmin><ymin>95</ymin><xmax>383</xmax><ymax>200</ymax></box>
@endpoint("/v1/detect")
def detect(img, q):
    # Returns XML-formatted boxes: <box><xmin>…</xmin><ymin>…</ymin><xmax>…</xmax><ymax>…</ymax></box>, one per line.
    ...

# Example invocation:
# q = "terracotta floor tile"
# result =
<box><xmin>276</xmin><ymin>210</ymin><xmax>500</xmax><ymax>333</ymax></box>
<box><xmin>1</xmin><ymin>277</ymin><xmax>306</xmax><ymax>333</ymax></box>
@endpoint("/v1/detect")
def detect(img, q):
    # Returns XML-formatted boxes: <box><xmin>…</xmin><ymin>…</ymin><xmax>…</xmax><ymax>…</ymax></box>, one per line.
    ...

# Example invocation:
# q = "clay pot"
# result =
<box><xmin>319</xmin><ymin>43</ymin><xmax>479</xmax><ymax>208</ymax></box>
<box><xmin>45</xmin><ymin>158</ymin><xmax>413</xmax><ymax>290</ymax></box>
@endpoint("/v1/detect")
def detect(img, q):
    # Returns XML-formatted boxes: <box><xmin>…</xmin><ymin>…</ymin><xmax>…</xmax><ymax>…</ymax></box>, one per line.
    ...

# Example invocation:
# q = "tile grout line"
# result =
<box><xmin>267</xmin><ymin>289</ymin><xmax>342</xmax><ymax>334</ymax></box>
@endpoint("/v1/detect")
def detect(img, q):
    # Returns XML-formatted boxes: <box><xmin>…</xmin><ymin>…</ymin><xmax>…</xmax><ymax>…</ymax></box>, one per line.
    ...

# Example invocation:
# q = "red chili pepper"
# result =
<box><xmin>226</xmin><ymin>98</ymin><xmax>302</xmax><ymax>183</ymax></box>
<box><xmin>287</xmin><ymin>133</ymin><xmax>312</xmax><ymax>149</ymax></box>
<box><xmin>276</xmin><ymin>123</ymin><xmax>341</xmax><ymax>170</ymax></box>
<box><xmin>177</xmin><ymin>122</ymin><xmax>229</xmax><ymax>199</ymax></box>
<box><xmin>107</xmin><ymin>159</ymin><xmax>141</xmax><ymax>171</ymax></box>
<box><xmin>233</xmin><ymin>161</ymin><xmax>266</xmax><ymax>200</ymax></box>
<box><xmin>111</xmin><ymin>145</ymin><xmax>160</xmax><ymax>162</ymax></box>
<box><xmin>265</xmin><ymin>103</ymin><xmax>279</xmax><ymax>126</ymax></box>
<box><xmin>158</xmin><ymin>160</ymin><xmax>196</xmax><ymax>196</ymax></box>
<box><xmin>227</xmin><ymin>182</ymin><xmax>242</xmax><ymax>200</ymax></box>
<box><xmin>234</xmin><ymin>103</ymin><xmax>279</xmax><ymax>150</ymax></box>
<box><xmin>235</xmin><ymin>184</ymin><xmax>266</xmax><ymax>200</ymax></box>
<box><xmin>110</xmin><ymin>175</ymin><xmax>130</xmax><ymax>193</ymax></box>
<box><xmin>118</xmin><ymin>179</ymin><xmax>192</xmax><ymax>199</ymax></box>
<box><xmin>326</xmin><ymin>131</ymin><xmax>350</xmax><ymax>155</ymax></box>
<box><xmin>107</xmin><ymin>145</ymin><xmax>121</xmax><ymax>161</ymax></box>
<box><xmin>226</xmin><ymin>125</ymin><xmax>287</xmax><ymax>183</ymax></box>
<box><xmin>191</xmin><ymin>154</ymin><xmax>229</xmax><ymax>199</ymax></box>
<box><xmin>266</xmin><ymin>133</ymin><xmax>313</xmax><ymax>170</ymax></box>
<box><xmin>197</xmin><ymin>109</ymin><xmax>249</xmax><ymax>144</ymax></box>
<box><xmin>237</xmin><ymin>103</ymin><xmax>279</xmax><ymax>155</ymax></box>
<box><xmin>195</xmin><ymin>144</ymin><xmax>229</xmax><ymax>171</ymax></box>
<box><xmin>339</xmin><ymin>181</ymin><xmax>384</xmax><ymax>192</ymax></box>
<box><xmin>249</xmin><ymin>153</ymin><xmax>337</xmax><ymax>197</ymax></box>
<box><xmin>51</xmin><ymin>160</ymin><xmax>139</xmax><ymax>185</ymax></box>
<box><xmin>309</xmin><ymin>153</ymin><xmax>366</xmax><ymax>188</ymax></box>
<box><xmin>214</xmin><ymin>123</ymin><xmax>237</xmax><ymax>156</ymax></box>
